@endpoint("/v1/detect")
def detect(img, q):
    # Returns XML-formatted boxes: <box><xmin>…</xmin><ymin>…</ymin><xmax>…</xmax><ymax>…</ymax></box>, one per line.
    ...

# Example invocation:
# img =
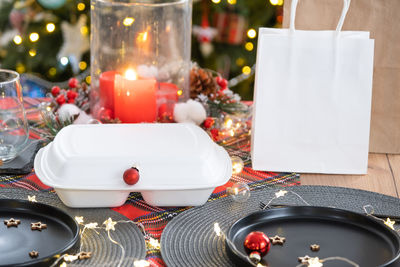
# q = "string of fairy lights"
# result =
<box><xmin>10</xmin><ymin>2</ymin><xmax>91</xmax><ymax>84</ymax></box>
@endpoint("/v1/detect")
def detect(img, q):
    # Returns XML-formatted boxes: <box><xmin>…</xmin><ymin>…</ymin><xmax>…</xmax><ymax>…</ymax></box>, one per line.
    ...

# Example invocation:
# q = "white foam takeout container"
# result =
<box><xmin>34</xmin><ymin>123</ymin><xmax>232</xmax><ymax>208</ymax></box>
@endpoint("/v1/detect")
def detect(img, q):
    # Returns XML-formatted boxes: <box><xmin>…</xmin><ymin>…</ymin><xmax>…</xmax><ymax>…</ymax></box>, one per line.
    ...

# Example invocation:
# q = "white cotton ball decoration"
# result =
<box><xmin>137</xmin><ymin>65</ymin><xmax>158</xmax><ymax>78</ymax></box>
<box><xmin>57</xmin><ymin>103</ymin><xmax>81</xmax><ymax>122</ymax></box>
<box><xmin>74</xmin><ymin>111</ymin><xmax>94</xmax><ymax>124</ymax></box>
<box><xmin>173</xmin><ymin>102</ymin><xmax>189</xmax><ymax>123</ymax></box>
<box><xmin>173</xmin><ymin>100</ymin><xmax>206</xmax><ymax>125</ymax></box>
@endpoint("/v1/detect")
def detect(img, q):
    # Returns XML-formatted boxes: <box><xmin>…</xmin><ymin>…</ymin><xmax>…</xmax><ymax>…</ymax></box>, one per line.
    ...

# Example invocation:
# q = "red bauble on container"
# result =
<box><xmin>123</xmin><ymin>167</ymin><xmax>140</xmax><ymax>185</ymax></box>
<box><xmin>243</xmin><ymin>231</ymin><xmax>270</xmax><ymax>259</ymax></box>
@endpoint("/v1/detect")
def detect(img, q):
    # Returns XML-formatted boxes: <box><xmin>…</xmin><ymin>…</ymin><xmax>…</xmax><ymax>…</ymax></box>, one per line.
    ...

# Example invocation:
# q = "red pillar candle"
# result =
<box><xmin>99</xmin><ymin>71</ymin><xmax>117</xmax><ymax>112</ymax></box>
<box><xmin>114</xmin><ymin>69</ymin><xmax>157</xmax><ymax>123</ymax></box>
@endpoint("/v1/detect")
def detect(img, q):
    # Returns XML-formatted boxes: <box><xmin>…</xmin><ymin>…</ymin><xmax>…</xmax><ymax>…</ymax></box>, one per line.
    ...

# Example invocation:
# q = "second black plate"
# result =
<box><xmin>0</xmin><ymin>199</ymin><xmax>80</xmax><ymax>267</ymax></box>
<box><xmin>226</xmin><ymin>206</ymin><xmax>400</xmax><ymax>267</ymax></box>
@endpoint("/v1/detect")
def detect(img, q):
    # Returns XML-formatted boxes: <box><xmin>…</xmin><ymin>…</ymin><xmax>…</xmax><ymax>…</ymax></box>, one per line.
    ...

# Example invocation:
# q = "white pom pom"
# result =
<box><xmin>137</xmin><ymin>65</ymin><xmax>158</xmax><ymax>78</ymax></box>
<box><xmin>173</xmin><ymin>102</ymin><xmax>189</xmax><ymax>123</ymax></box>
<box><xmin>173</xmin><ymin>100</ymin><xmax>206</xmax><ymax>125</ymax></box>
<box><xmin>74</xmin><ymin>111</ymin><xmax>94</xmax><ymax>124</ymax></box>
<box><xmin>57</xmin><ymin>104</ymin><xmax>81</xmax><ymax>122</ymax></box>
<box><xmin>186</xmin><ymin>100</ymin><xmax>207</xmax><ymax>125</ymax></box>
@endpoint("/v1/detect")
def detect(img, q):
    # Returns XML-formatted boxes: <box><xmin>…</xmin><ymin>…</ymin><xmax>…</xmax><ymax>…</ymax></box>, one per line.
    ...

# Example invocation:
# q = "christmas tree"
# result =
<box><xmin>0</xmin><ymin>0</ymin><xmax>282</xmax><ymax>99</ymax></box>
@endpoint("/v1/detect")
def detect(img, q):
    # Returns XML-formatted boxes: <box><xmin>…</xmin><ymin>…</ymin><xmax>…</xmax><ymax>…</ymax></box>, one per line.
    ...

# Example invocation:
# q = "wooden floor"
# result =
<box><xmin>301</xmin><ymin>153</ymin><xmax>400</xmax><ymax>198</ymax></box>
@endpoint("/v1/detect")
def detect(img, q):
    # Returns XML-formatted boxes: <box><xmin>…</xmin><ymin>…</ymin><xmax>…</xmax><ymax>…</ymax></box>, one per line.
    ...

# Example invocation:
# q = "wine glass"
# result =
<box><xmin>0</xmin><ymin>69</ymin><xmax>29</xmax><ymax>162</ymax></box>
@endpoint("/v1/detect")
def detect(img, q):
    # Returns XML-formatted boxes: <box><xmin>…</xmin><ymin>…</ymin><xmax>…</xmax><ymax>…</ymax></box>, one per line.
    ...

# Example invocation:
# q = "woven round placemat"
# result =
<box><xmin>161</xmin><ymin>185</ymin><xmax>400</xmax><ymax>267</ymax></box>
<box><xmin>0</xmin><ymin>188</ymin><xmax>146</xmax><ymax>266</ymax></box>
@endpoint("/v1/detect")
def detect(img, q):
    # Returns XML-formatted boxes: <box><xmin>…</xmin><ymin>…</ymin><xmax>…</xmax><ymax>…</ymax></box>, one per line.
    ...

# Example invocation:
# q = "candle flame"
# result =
<box><xmin>124</xmin><ymin>69</ymin><xmax>137</xmax><ymax>81</ymax></box>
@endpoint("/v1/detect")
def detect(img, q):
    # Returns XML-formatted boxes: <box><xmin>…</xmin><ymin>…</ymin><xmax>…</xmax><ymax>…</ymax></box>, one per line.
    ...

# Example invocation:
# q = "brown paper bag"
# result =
<box><xmin>283</xmin><ymin>0</ymin><xmax>400</xmax><ymax>153</ymax></box>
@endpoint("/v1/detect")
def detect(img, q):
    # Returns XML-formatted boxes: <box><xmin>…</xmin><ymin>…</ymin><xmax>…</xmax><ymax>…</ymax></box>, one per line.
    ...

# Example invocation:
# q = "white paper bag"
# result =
<box><xmin>251</xmin><ymin>0</ymin><xmax>374</xmax><ymax>174</ymax></box>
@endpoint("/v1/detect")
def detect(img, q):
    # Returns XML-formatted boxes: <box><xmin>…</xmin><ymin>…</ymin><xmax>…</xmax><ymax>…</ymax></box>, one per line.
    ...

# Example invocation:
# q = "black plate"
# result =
<box><xmin>0</xmin><ymin>199</ymin><xmax>80</xmax><ymax>267</ymax></box>
<box><xmin>226</xmin><ymin>206</ymin><xmax>400</xmax><ymax>267</ymax></box>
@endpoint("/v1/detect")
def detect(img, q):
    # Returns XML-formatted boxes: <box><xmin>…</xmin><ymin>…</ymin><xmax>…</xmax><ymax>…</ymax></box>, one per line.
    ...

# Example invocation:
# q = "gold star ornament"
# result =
<box><xmin>275</xmin><ymin>190</ymin><xmax>288</xmax><ymax>198</ymax></box>
<box><xmin>384</xmin><ymin>218</ymin><xmax>395</xmax><ymax>230</ymax></box>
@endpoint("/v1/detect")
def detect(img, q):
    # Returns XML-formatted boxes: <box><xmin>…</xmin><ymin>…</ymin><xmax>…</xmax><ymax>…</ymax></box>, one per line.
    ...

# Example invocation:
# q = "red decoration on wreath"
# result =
<box><xmin>216</xmin><ymin>76</ymin><xmax>228</xmax><ymax>90</ymax></box>
<box><xmin>123</xmin><ymin>167</ymin><xmax>140</xmax><ymax>185</ymax></box>
<box><xmin>68</xmin><ymin>77</ymin><xmax>79</xmax><ymax>88</ymax></box>
<box><xmin>204</xmin><ymin>117</ymin><xmax>215</xmax><ymax>129</ymax></box>
<box><xmin>56</xmin><ymin>94</ymin><xmax>66</xmax><ymax>105</ymax></box>
<box><xmin>243</xmin><ymin>231</ymin><xmax>271</xmax><ymax>259</ymax></box>
<box><xmin>51</xmin><ymin>86</ymin><xmax>61</xmax><ymax>97</ymax></box>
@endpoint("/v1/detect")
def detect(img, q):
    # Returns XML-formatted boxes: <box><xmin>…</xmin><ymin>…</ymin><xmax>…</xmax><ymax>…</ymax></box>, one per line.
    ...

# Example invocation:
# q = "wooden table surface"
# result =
<box><xmin>301</xmin><ymin>153</ymin><xmax>400</xmax><ymax>198</ymax></box>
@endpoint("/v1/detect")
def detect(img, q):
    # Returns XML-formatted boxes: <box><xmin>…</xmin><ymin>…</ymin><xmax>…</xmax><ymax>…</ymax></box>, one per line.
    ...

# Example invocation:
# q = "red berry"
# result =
<box><xmin>67</xmin><ymin>90</ymin><xmax>78</xmax><ymax>100</ymax></box>
<box><xmin>203</xmin><ymin>117</ymin><xmax>215</xmax><ymax>129</ymax></box>
<box><xmin>123</xmin><ymin>167</ymin><xmax>140</xmax><ymax>185</ymax></box>
<box><xmin>68</xmin><ymin>78</ymin><xmax>79</xmax><ymax>88</ymax></box>
<box><xmin>210</xmin><ymin>128</ymin><xmax>219</xmax><ymax>140</ymax></box>
<box><xmin>51</xmin><ymin>86</ymin><xmax>60</xmax><ymax>97</ymax></box>
<box><xmin>56</xmin><ymin>94</ymin><xmax>66</xmax><ymax>105</ymax></box>
<box><xmin>216</xmin><ymin>76</ymin><xmax>228</xmax><ymax>90</ymax></box>
<box><xmin>67</xmin><ymin>98</ymin><xmax>75</xmax><ymax>104</ymax></box>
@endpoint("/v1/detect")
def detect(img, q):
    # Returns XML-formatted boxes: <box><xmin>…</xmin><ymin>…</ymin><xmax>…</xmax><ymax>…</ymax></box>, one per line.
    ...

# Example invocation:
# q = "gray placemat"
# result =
<box><xmin>0</xmin><ymin>188</ymin><xmax>146</xmax><ymax>266</ymax></box>
<box><xmin>0</xmin><ymin>139</ymin><xmax>43</xmax><ymax>174</ymax></box>
<box><xmin>161</xmin><ymin>185</ymin><xmax>400</xmax><ymax>267</ymax></box>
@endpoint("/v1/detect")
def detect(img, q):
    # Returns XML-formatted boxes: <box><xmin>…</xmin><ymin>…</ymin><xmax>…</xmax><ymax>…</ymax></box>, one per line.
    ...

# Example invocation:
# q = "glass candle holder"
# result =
<box><xmin>0</xmin><ymin>70</ymin><xmax>29</xmax><ymax>162</ymax></box>
<box><xmin>91</xmin><ymin>0</ymin><xmax>192</xmax><ymax>123</ymax></box>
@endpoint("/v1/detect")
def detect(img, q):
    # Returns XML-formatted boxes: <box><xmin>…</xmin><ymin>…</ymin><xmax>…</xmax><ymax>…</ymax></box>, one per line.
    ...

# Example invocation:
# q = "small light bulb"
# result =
<box><xmin>177</xmin><ymin>89</ymin><xmax>183</xmax><ymax>96</ymax></box>
<box><xmin>123</xmin><ymin>17</ymin><xmax>135</xmax><ymax>26</ymax></box>
<box><xmin>245</xmin><ymin>42</ymin><xmax>254</xmax><ymax>51</ymax></box>
<box><xmin>231</xmin><ymin>156</ymin><xmax>244</xmax><ymax>174</ymax></box>
<box><xmin>79</xmin><ymin>61</ymin><xmax>87</xmax><ymax>70</ymax></box>
<box><xmin>85</xmin><ymin>76</ymin><xmax>91</xmax><ymax>84</ymax></box>
<box><xmin>270</xmin><ymin>0</ymin><xmax>279</xmax><ymax>5</ymax></box>
<box><xmin>46</xmin><ymin>23</ymin><xmax>55</xmax><ymax>33</ymax></box>
<box><xmin>80</xmin><ymin>26</ymin><xmax>88</xmax><ymax>35</ymax></box>
<box><xmin>13</xmin><ymin>35</ymin><xmax>22</xmax><ymax>45</ymax></box>
<box><xmin>225</xmin><ymin>118</ymin><xmax>233</xmax><ymax>128</ymax></box>
<box><xmin>247</xmin><ymin>29</ymin><xmax>257</xmax><ymax>39</ymax></box>
<box><xmin>212</xmin><ymin>0</ymin><xmax>221</xmax><ymax>3</ymax></box>
<box><xmin>227</xmin><ymin>0</ymin><xmax>236</xmax><ymax>4</ymax></box>
<box><xmin>60</xmin><ymin>57</ymin><xmax>69</xmax><ymax>66</ymax></box>
<box><xmin>28</xmin><ymin>49</ymin><xmax>36</xmax><ymax>57</ymax></box>
<box><xmin>29</xmin><ymin>32</ymin><xmax>39</xmax><ymax>42</ymax></box>
<box><xmin>77</xmin><ymin>2</ymin><xmax>86</xmax><ymax>11</ymax></box>
<box><xmin>242</xmin><ymin>66</ymin><xmax>251</xmax><ymax>75</ymax></box>
<box><xmin>48</xmin><ymin>67</ymin><xmax>57</xmax><ymax>76</ymax></box>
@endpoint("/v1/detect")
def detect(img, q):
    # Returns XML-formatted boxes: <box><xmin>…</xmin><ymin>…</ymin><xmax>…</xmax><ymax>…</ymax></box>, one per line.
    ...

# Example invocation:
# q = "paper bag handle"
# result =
<box><xmin>289</xmin><ymin>0</ymin><xmax>351</xmax><ymax>33</ymax></box>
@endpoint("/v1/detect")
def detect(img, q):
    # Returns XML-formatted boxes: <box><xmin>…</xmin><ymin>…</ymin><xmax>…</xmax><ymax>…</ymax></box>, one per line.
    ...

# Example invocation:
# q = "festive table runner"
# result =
<box><xmin>0</xmin><ymin>98</ymin><xmax>300</xmax><ymax>266</ymax></box>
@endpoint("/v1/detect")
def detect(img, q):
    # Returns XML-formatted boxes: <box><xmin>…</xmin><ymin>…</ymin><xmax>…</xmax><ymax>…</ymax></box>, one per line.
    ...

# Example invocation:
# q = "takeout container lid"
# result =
<box><xmin>34</xmin><ymin>123</ymin><xmax>232</xmax><ymax>207</ymax></box>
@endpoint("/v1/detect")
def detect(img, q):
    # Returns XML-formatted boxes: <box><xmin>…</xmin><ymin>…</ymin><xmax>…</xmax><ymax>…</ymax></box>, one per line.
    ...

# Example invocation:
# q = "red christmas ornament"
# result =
<box><xmin>56</xmin><ymin>94</ymin><xmax>66</xmax><ymax>105</ymax></box>
<box><xmin>243</xmin><ymin>231</ymin><xmax>270</xmax><ymax>258</ymax></box>
<box><xmin>123</xmin><ymin>167</ymin><xmax>140</xmax><ymax>185</ymax></box>
<box><xmin>203</xmin><ymin>117</ymin><xmax>215</xmax><ymax>129</ymax></box>
<box><xmin>51</xmin><ymin>86</ymin><xmax>61</xmax><ymax>97</ymax></box>
<box><xmin>67</xmin><ymin>90</ymin><xmax>78</xmax><ymax>100</ymax></box>
<box><xmin>216</xmin><ymin>76</ymin><xmax>228</xmax><ymax>90</ymax></box>
<box><xmin>68</xmin><ymin>78</ymin><xmax>79</xmax><ymax>88</ymax></box>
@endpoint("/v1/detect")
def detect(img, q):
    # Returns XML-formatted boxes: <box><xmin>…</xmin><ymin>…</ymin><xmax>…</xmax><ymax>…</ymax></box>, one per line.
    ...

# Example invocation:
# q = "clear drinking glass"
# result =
<box><xmin>0</xmin><ymin>70</ymin><xmax>29</xmax><ymax>162</ymax></box>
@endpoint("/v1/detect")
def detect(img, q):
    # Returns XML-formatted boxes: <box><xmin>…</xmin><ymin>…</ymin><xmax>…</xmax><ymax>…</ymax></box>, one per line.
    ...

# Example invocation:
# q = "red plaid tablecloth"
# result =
<box><xmin>0</xmin><ymin>98</ymin><xmax>300</xmax><ymax>266</ymax></box>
